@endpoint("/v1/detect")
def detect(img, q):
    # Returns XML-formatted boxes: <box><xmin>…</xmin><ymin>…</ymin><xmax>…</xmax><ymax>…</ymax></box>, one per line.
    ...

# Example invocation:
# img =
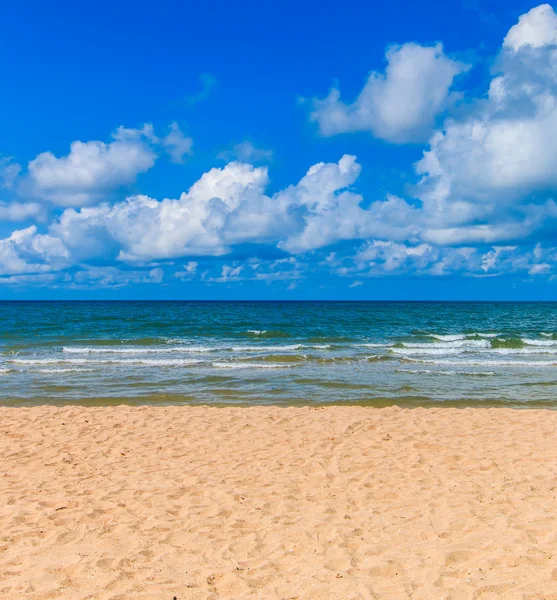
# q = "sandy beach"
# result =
<box><xmin>2</xmin><ymin>406</ymin><xmax>557</xmax><ymax>599</ymax></box>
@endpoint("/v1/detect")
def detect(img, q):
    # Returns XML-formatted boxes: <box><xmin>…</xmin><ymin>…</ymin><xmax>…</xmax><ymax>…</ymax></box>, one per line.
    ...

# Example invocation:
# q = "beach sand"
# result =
<box><xmin>2</xmin><ymin>406</ymin><xmax>557</xmax><ymax>599</ymax></box>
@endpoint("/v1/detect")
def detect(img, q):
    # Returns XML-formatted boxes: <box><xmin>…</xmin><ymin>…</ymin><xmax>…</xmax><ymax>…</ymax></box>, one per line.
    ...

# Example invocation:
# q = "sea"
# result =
<box><xmin>2</xmin><ymin>301</ymin><xmax>557</xmax><ymax>407</ymax></box>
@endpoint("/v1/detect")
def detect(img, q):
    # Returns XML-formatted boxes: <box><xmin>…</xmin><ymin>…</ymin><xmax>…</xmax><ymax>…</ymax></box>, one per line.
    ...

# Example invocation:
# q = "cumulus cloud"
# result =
<box><xmin>4</xmin><ymin>4</ymin><xmax>557</xmax><ymax>288</ymax></box>
<box><xmin>0</xmin><ymin>226</ymin><xmax>68</xmax><ymax>276</ymax></box>
<box><xmin>310</xmin><ymin>43</ymin><xmax>468</xmax><ymax>143</ymax></box>
<box><xmin>25</xmin><ymin>125</ymin><xmax>158</xmax><ymax>206</ymax></box>
<box><xmin>503</xmin><ymin>3</ymin><xmax>557</xmax><ymax>50</ymax></box>
<box><xmin>413</xmin><ymin>3</ymin><xmax>557</xmax><ymax>247</ymax></box>
<box><xmin>45</xmin><ymin>153</ymin><xmax>427</xmax><ymax>264</ymax></box>
<box><xmin>0</xmin><ymin>202</ymin><xmax>45</xmax><ymax>222</ymax></box>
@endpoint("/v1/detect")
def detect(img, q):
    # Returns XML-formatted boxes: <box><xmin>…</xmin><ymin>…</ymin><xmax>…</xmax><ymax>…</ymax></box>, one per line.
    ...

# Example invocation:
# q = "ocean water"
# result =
<box><xmin>2</xmin><ymin>301</ymin><xmax>557</xmax><ymax>407</ymax></box>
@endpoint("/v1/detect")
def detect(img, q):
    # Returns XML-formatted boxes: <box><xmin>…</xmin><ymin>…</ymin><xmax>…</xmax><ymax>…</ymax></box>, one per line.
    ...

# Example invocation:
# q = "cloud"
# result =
<box><xmin>0</xmin><ymin>202</ymin><xmax>45</xmax><ymax>222</ymax></box>
<box><xmin>175</xmin><ymin>261</ymin><xmax>198</xmax><ymax>279</ymax></box>
<box><xmin>413</xmin><ymin>3</ymin><xmax>557</xmax><ymax>247</ymax></box>
<box><xmin>25</xmin><ymin>125</ymin><xmax>158</xmax><ymax>206</ymax></box>
<box><xmin>48</xmin><ymin>154</ymin><xmax>396</xmax><ymax>263</ymax></box>
<box><xmin>217</xmin><ymin>141</ymin><xmax>273</xmax><ymax>163</ymax></box>
<box><xmin>310</xmin><ymin>43</ymin><xmax>469</xmax><ymax>143</ymax></box>
<box><xmin>0</xmin><ymin>226</ymin><xmax>68</xmax><ymax>276</ymax></box>
<box><xmin>5</xmin><ymin>5</ymin><xmax>557</xmax><ymax>288</ymax></box>
<box><xmin>162</xmin><ymin>122</ymin><xmax>193</xmax><ymax>163</ymax></box>
<box><xmin>503</xmin><ymin>4</ymin><xmax>557</xmax><ymax>50</ymax></box>
<box><xmin>0</xmin><ymin>158</ymin><xmax>22</xmax><ymax>189</ymax></box>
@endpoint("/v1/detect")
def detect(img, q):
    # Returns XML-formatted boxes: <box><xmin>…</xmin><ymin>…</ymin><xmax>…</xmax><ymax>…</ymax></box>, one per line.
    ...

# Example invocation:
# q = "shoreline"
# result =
<box><xmin>3</xmin><ymin>405</ymin><xmax>557</xmax><ymax>599</ymax></box>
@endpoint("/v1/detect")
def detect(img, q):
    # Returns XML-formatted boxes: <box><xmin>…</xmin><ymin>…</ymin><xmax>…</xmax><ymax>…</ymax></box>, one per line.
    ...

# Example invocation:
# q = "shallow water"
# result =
<box><xmin>2</xmin><ymin>301</ymin><xmax>557</xmax><ymax>406</ymax></box>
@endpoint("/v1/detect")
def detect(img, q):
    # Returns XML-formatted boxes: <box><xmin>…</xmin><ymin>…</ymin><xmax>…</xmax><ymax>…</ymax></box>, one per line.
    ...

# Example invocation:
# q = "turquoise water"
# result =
<box><xmin>2</xmin><ymin>301</ymin><xmax>557</xmax><ymax>407</ymax></box>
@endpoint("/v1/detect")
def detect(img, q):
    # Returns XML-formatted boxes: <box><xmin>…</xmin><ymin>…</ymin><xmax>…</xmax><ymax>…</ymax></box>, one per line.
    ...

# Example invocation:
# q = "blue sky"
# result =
<box><xmin>2</xmin><ymin>0</ymin><xmax>557</xmax><ymax>299</ymax></box>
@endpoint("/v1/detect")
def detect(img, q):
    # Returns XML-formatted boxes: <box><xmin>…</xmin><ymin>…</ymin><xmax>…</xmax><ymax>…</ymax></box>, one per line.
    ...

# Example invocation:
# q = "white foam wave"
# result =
<box><xmin>63</xmin><ymin>345</ymin><xmax>217</xmax><ymax>354</ymax></box>
<box><xmin>406</xmin><ymin>358</ymin><xmax>557</xmax><ymax>367</ymax></box>
<box><xmin>541</xmin><ymin>332</ymin><xmax>554</xmax><ymax>337</ymax></box>
<box><xmin>34</xmin><ymin>368</ymin><xmax>94</xmax><ymax>374</ymax></box>
<box><xmin>11</xmin><ymin>358</ymin><xmax>91</xmax><ymax>365</ymax></box>
<box><xmin>11</xmin><ymin>358</ymin><xmax>203</xmax><ymax>367</ymax></box>
<box><xmin>429</xmin><ymin>334</ymin><xmax>466</xmax><ymax>341</ymax></box>
<box><xmin>230</xmin><ymin>344</ymin><xmax>324</xmax><ymax>352</ymax></box>
<box><xmin>360</xmin><ymin>343</ymin><xmax>394</xmax><ymax>348</ymax></box>
<box><xmin>211</xmin><ymin>362</ymin><xmax>293</xmax><ymax>369</ymax></box>
<box><xmin>391</xmin><ymin>347</ymin><xmax>463</xmax><ymax>356</ymax></box>
<box><xmin>522</xmin><ymin>338</ymin><xmax>557</xmax><ymax>346</ymax></box>
<box><xmin>402</xmin><ymin>339</ymin><xmax>490</xmax><ymax>349</ymax></box>
<box><xmin>399</xmin><ymin>369</ymin><xmax>495</xmax><ymax>376</ymax></box>
<box><xmin>247</xmin><ymin>330</ymin><xmax>267</xmax><ymax>335</ymax></box>
<box><xmin>62</xmin><ymin>343</ymin><xmax>329</xmax><ymax>355</ymax></box>
<box><xmin>491</xmin><ymin>347</ymin><xmax>557</xmax><ymax>355</ymax></box>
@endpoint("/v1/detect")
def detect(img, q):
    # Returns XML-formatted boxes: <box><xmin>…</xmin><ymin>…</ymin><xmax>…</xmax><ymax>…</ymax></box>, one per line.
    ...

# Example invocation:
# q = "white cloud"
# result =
<box><xmin>50</xmin><ymin>155</ymin><xmax>399</xmax><ymax>263</ymax></box>
<box><xmin>0</xmin><ymin>226</ymin><xmax>68</xmax><ymax>276</ymax></box>
<box><xmin>26</xmin><ymin>125</ymin><xmax>157</xmax><ymax>206</ymax></box>
<box><xmin>175</xmin><ymin>261</ymin><xmax>198</xmax><ymax>279</ymax></box>
<box><xmin>0</xmin><ymin>202</ymin><xmax>45</xmax><ymax>222</ymax></box>
<box><xmin>217</xmin><ymin>141</ymin><xmax>273</xmax><ymax>163</ymax></box>
<box><xmin>311</xmin><ymin>43</ymin><xmax>468</xmax><ymax>143</ymax></box>
<box><xmin>6</xmin><ymin>5</ymin><xmax>557</xmax><ymax>287</ymax></box>
<box><xmin>412</xmin><ymin>4</ymin><xmax>557</xmax><ymax>246</ymax></box>
<box><xmin>504</xmin><ymin>4</ymin><xmax>557</xmax><ymax>50</ymax></box>
<box><xmin>162</xmin><ymin>122</ymin><xmax>193</xmax><ymax>163</ymax></box>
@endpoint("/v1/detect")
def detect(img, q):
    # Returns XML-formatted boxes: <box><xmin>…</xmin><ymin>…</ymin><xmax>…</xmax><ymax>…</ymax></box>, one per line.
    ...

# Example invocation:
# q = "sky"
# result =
<box><xmin>3</xmin><ymin>0</ymin><xmax>557</xmax><ymax>299</ymax></box>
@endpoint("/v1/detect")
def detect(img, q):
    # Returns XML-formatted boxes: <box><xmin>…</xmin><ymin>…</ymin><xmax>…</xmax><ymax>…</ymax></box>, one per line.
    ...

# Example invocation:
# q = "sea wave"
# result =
<box><xmin>406</xmin><ymin>357</ymin><xmax>557</xmax><ymax>367</ymax></box>
<box><xmin>400</xmin><ymin>339</ymin><xmax>490</xmax><ymax>349</ymax></box>
<box><xmin>211</xmin><ymin>362</ymin><xmax>293</xmax><ymax>369</ymax></box>
<box><xmin>522</xmin><ymin>338</ymin><xmax>557</xmax><ymax>346</ymax></box>
<box><xmin>391</xmin><ymin>347</ymin><xmax>464</xmax><ymax>356</ymax></box>
<box><xmin>429</xmin><ymin>334</ymin><xmax>466</xmax><ymax>341</ymax></box>
<box><xmin>62</xmin><ymin>343</ymin><xmax>331</xmax><ymax>354</ymax></box>
<box><xmin>11</xmin><ymin>357</ymin><xmax>204</xmax><ymax>367</ymax></box>
<box><xmin>63</xmin><ymin>345</ymin><xmax>217</xmax><ymax>354</ymax></box>
<box><xmin>33</xmin><ymin>368</ymin><xmax>95</xmax><ymax>374</ymax></box>
<box><xmin>396</xmin><ymin>368</ymin><xmax>495</xmax><ymax>376</ymax></box>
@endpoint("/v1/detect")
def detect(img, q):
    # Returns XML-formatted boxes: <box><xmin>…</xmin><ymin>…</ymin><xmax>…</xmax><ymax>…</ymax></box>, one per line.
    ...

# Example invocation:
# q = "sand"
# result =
<box><xmin>2</xmin><ymin>406</ymin><xmax>557</xmax><ymax>599</ymax></box>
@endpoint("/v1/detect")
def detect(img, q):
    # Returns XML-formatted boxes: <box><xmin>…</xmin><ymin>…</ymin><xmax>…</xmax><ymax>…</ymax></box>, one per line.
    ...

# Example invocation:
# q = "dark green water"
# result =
<box><xmin>2</xmin><ymin>301</ymin><xmax>557</xmax><ymax>406</ymax></box>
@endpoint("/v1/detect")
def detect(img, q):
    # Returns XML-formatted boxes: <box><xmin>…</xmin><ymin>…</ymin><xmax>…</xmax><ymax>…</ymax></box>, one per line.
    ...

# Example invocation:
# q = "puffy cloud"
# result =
<box><xmin>162</xmin><ymin>122</ymin><xmax>193</xmax><ymax>163</ymax></box>
<box><xmin>503</xmin><ymin>4</ymin><xmax>557</xmax><ymax>50</ymax></box>
<box><xmin>0</xmin><ymin>226</ymin><xmax>68</xmax><ymax>276</ymax></box>
<box><xmin>44</xmin><ymin>153</ymin><xmax>426</xmax><ymax>263</ymax></box>
<box><xmin>413</xmin><ymin>4</ymin><xmax>557</xmax><ymax>246</ymax></box>
<box><xmin>310</xmin><ymin>43</ymin><xmax>468</xmax><ymax>143</ymax></box>
<box><xmin>217</xmin><ymin>141</ymin><xmax>273</xmax><ymax>163</ymax></box>
<box><xmin>6</xmin><ymin>5</ymin><xmax>557</xmax><ymax>288</ymax></box>
<box><xmin>26</xmin><ymin>125</ymin><xmax>157</xmax><ymax>206</ymax></box>
<box><xmin>0</xmin><ymin>202</ymin><xmax>45</xmax><ymax>222</ymax></box>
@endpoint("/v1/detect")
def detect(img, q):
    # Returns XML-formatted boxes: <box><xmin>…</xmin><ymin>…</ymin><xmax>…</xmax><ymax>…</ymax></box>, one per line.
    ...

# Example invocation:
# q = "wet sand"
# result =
<box><xmin>2</xmin><ymin>405</ymin><xmax>557</xmax><ymax>599</ymax></box>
